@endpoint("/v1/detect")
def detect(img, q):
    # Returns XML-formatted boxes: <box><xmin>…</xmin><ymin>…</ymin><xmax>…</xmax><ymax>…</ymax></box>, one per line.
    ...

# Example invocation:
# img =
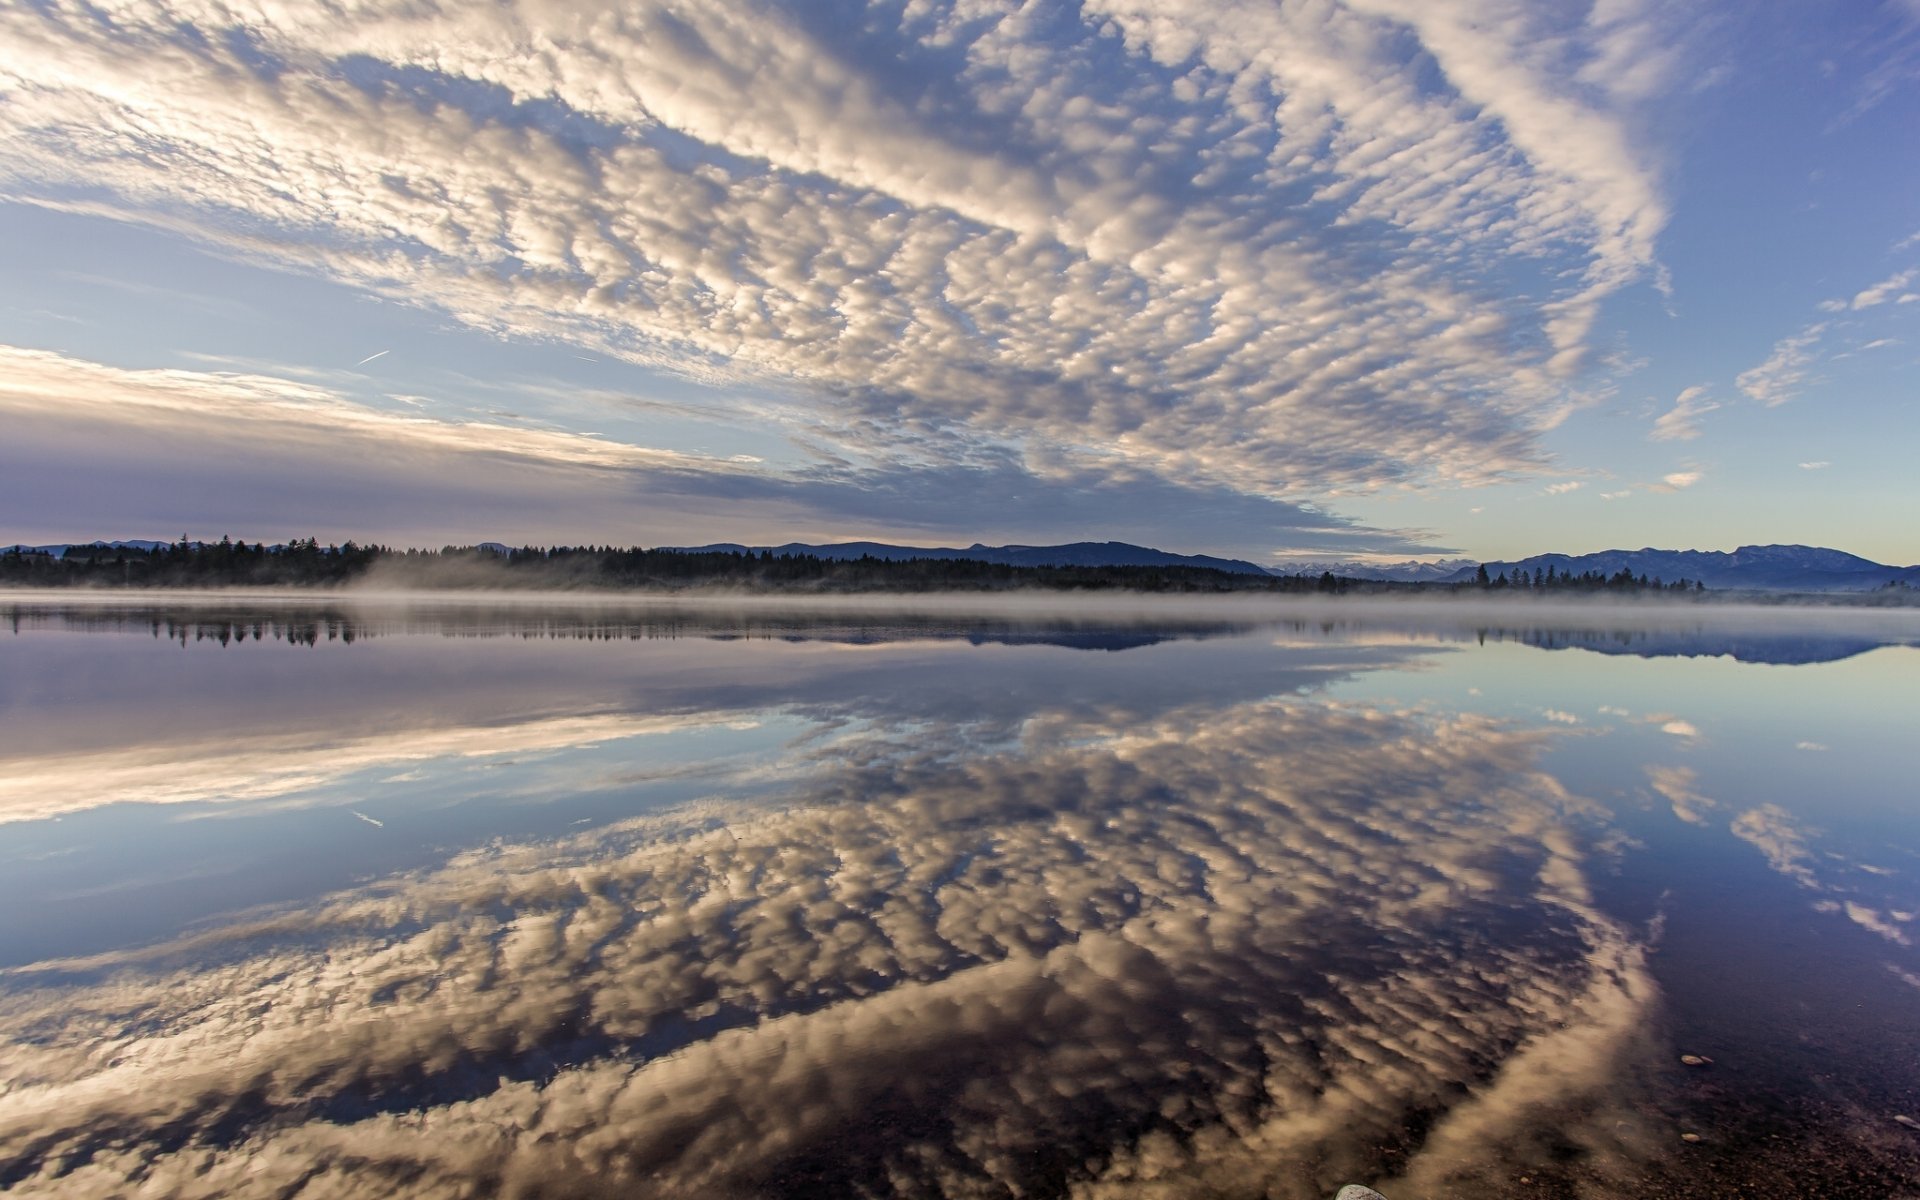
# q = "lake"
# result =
<box><xmin>2</xmin><ymin>592</ymin><xmax>1918</xmax><ymax>1199</ymax></box>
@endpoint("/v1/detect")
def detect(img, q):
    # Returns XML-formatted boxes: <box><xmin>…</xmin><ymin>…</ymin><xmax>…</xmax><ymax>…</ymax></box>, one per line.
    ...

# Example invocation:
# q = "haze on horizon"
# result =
<box><xmin>1</xmin><ymin>1</ymin><xmax>1915</xmax><ymax>565</ymax></box>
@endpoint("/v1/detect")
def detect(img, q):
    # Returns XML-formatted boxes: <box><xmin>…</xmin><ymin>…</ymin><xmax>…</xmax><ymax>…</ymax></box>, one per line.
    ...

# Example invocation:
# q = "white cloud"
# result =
<box><xmin>1798</xmin><ymin>461</ymin><xmax>1831</xmax><ymax>470</ymax></box>
<box><xmin>1737</xmin><ymin>322</ymin><xmax>1827</xmax><ymax>407</ymax></box>
<box><xmin>1640</xmin><ymin>469</ymin><xmax>1702</xmax><ymax>494</ymax></box>
<box><xmin>0</xmin><ymin>0</ymin><xmax>1685</xmax><ymax>508</ymax></box>
<box><xmin>1544</xmin><ymin>481</ymin><xmax>1584</xmax><ymax>495</ymax></box>
<box><xmin>1843</xmin><ymin>902</ymin><xmax>1912</xmax><ymax>946</ymax></box>
<box><xmin>1649</xmin><ymin>384</ymin><xmax>1717</xmax><ymax>442</ymax></box>
<box><xmin>1647</xmin><ymin>765</ymin><xmax>1711</xmax><ymax>825</ymax></box>
<box><xmin>0</xmin><ymin>711</ymin><xmax>741</xmax><ymax>826</ymax></box>
<box><xmin>1731</xmin><ymin>804</ymin><xmax>1820</xmax><ymax>889</ymax></box>
<box><xmin>1852</xmin><ymin>268</ymin><xmax>1917</xmax><ymax>309</ymax></box>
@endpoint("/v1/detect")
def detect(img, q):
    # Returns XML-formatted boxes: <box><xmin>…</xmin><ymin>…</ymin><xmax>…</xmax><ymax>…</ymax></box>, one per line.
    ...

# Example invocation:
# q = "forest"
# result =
<box><xmin>0</xmin><ymin>538</ymin><xmax>1709</xmax><ymax>595</ymax></box>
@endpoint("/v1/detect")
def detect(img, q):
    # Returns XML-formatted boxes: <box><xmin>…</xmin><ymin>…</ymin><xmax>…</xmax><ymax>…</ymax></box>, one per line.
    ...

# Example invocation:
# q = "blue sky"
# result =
<box><xmin>0</xmin><ymin>0</ymin><xmax>1915</xmax><ymax>564</ymax></box>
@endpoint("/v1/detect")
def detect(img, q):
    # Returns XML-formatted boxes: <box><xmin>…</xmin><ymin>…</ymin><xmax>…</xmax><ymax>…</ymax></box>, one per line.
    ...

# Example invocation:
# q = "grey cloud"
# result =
<box><xmin>0</xmin><ymin>345</ymin><xmax>1442</xmax><ymax>554</ymax></box>
<box><xmin>657</xmin><ymin>451</ymin><xmax>1450</xmax><ymax>556</ymax></box>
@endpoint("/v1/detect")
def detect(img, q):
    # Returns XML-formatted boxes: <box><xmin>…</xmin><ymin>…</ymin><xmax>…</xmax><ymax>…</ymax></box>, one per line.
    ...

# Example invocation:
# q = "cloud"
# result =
<box><xmin>1647</xmin><ymin>765</ymin><xmax>1713</xmax><ymax>825</ymax></box>
<box><xmin>1649</xmin><ymin>384</ymin><xmax>1717</xmax><ymax>442</ymax></box>
<box><xmin>1659</xmin><ymin>718</ymin><xmax>1700</xmax><ymax>739</ymax></box>
<box><xmin>1841</xmin><ymin>902</ymin><xmax>1912</xmax><ymax>946</ymax></box>
<box><xmin>0</xmin><ymin>697</ymin><xmax>1659</xmax><ymax>1198</ymax></box>
<box><xmin>0</xmin><ymin>711</ymin><xmax>742</xmax><ymax>826</ymax></box>
<box><xmin>1730</xmin><ymin>804</ymin><xmax>1917</xmax><ymax>950</ymax></box>
<box><xmin>1731</xmin><ymin>804</ymin><xmax>1820</xmax><ymax>889</ymax></box>
<box><xmin>1852</xmin><ymin>268</ymin><xmax>1916</xmax><ymax>310</ymax></box>
<box><xmin>1737</xmin><ymin>322</ymin><xmax>1827</xmax><ymax>406</ymax></box>
<box><xmin>1637</xmin><ymin>468</ymin><xmax>1703</xmax><ymax>494</ymax></box>
<box><xmin>0</xmin><ymin>346</ymin><xmax>717</xmax><ymax>473</ymax></box>
<box><xmin>1544</xmin><ymin>481</ymin><xmax>1584</xmax><ymax>495</ymax></box>
<box><xmin>1798</xmin><ymin>461</ymin><xmax>1831</xmax><ymax>470</ymax></box>
<box><xmin>0</xmin><ymin>0</ymin><xmax>1684</xmax><ymax>514</ymax></box>
<box><xmin>0</xmin><ymin>344</ymin><xmax>1431</xmax><ymax>553</ymax></box>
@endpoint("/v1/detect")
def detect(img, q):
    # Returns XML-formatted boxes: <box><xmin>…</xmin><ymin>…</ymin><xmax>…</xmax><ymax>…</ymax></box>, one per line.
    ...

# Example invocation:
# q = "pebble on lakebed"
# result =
<box><xmin>1679</xmin><ymin>1054</ymin><xmax>1712</xmax><ymax>1066</ymax></box>
<box><xmin>1681</xmin><ymin>1133</ymin><xmax>1704</xmax><ymax>1143</ymax></box>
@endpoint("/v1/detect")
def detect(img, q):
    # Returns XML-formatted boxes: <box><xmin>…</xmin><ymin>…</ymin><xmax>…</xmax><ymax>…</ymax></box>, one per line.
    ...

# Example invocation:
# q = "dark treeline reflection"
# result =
<box><xmin>3</xmin><ymin>601</ymin><xmax>1274</xmax><ymax>652</ymax></box>
<box><xmin>1504</xmin><ymin>625</ymin><xmax>1905</xmax><ymax>665</ymax></box>
<box><xmin>0</xmin><ymin>699</ymin><xmax>1658</xmax><ymax>1200</ymax></box>
<box><xmin>9</xmin><ymin>601</ymin><xmax>1919</xmax><ymax>663</ymax></box>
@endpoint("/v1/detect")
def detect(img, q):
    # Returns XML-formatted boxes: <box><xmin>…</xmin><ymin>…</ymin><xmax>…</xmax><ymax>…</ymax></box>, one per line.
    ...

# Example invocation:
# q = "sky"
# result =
<box><xmin>0</xmin><ymin>0</ymin><xmax>1915</xmax><ymax>565</ymax></box>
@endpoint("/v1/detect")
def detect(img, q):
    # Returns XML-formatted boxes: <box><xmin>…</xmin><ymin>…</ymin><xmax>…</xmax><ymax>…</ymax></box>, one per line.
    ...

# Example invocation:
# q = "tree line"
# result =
<box><xmin>1473</xmin><ymin>563</ymin><xmax>1704</xmax><ymax>593</ymax></box>
<box><xmin>2</xmin><ymin>538</ymin><xmax>1708</xmax><ymax>595</ymax></box>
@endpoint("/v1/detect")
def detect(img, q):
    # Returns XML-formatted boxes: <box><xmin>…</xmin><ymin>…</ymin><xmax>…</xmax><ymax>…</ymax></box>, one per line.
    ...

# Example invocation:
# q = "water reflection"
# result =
<box><xmin>1</xmin><ymin>598</ymin><xmax>1918</xmax><ymax>1198</ymax></box>
<box><xmin>0</xmin><ymin>699</ymin><xmax>1656</xmax><ymax>1199</ymax></box>
<box><xmin>1</xmin><ymin>598</ymin><xmax>1277</xmax><ymax>650</ymax></box>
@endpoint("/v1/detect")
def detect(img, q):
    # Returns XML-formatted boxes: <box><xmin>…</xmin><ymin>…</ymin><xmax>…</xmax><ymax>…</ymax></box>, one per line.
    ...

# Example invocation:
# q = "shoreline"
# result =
<box><xmin>6</xmin><ymin>585</ymin><xmax>1920</xmax><ymax>639</ymax></box>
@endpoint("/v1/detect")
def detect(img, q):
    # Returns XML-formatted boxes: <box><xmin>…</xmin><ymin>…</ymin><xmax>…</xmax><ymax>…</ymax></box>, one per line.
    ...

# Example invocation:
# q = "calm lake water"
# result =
<box><xmin>3</xmin><ymin>593</ymin><xmax>1919</xmax><ymax>1199</ymax></box>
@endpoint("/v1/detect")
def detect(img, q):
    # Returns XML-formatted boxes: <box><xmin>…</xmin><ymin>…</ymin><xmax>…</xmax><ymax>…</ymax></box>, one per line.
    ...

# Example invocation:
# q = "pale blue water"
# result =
<box><xmin>2</xmin><ymin>596</ymin><xmax>1917</xmax><ymax>1198</ymax></box>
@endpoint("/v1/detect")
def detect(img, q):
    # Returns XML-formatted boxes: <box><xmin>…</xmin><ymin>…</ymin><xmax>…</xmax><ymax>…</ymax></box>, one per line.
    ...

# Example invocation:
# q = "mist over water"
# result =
<box><xmin>2</xmin><ymin>596</ymin><xmax>1918</xmax><ymax>1198</ymax></box>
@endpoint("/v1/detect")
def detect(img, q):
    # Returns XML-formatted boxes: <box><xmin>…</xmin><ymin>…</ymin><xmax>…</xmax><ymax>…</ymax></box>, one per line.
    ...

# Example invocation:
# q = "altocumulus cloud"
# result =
<box><xmin>0</xmin><ymin>0</ymin><xmax>1685</xmax><ymax>522</ymax></box>
<box><xmin>0</xmin><ymin>698</ymin><xmax>1662</xmax><ymax>1199</ymax></box>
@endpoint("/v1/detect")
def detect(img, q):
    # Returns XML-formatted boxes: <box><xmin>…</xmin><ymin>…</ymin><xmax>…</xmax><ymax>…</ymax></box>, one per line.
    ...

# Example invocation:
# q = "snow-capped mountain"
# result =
<box><xmin>1266</xmin><ymin>558</ymin><xmax>1477</xmax><ymax>582</ymax></box>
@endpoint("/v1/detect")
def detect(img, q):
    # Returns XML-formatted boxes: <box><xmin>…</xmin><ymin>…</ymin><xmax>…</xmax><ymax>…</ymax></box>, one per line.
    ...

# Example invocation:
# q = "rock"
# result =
<box><xmin>1680</xmin><ymin>1132</ymin><xmax>1703</xmax><ymax>1143</ymax></box>
<box><xmin>1679</xmin><ymin>1054</ymin><xmax>1712</xmax><ymax>1066</ymax></box>
<box><xmin>1895</xmin><ymin>1114</ymin><xmax>1919</xmax><ymax>1130</ymax></box>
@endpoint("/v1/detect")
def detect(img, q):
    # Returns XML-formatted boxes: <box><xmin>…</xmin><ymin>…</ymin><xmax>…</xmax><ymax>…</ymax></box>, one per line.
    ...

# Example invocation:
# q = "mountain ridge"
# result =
<box><xmin>9</xmin><ymin>538</ymin><xmax>1915</xmax><ymax>592</ymax></box>
<box><xmin>1450</xmin><ymin>544</ymin><xmax>1920</xmax><ymax>592</ymax></box>
<box><xmin>664</xmin><ymin>540</ymin><xmax>1275</xmax><ymax>576</ymax></box>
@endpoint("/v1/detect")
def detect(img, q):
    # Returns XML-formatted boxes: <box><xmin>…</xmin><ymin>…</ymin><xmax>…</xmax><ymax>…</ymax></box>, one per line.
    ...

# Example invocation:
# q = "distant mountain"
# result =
<box><xmin>665</xmin><ymin>540</ymin><xmax>1274</xmax><ymax>576</ymax></box>
<box><xmin>1268</xmin><ymin>557</ymin><xmax>1476</xmax><ymax>582</ymax></box>
<box><xmin>3</xmin><ymin>539</ymin><xmax>176</xmax><ymax>559</ymax></box>
<box><xmin>1450</xmin><ymin>545</ymin><xmax>1920</xmax><ymax>592</ymax></box>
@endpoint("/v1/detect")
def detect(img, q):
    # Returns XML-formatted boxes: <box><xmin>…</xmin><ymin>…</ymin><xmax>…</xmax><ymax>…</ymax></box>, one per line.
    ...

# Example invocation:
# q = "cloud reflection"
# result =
<box><xmin>0</xmin><ymin>711</ymin><xmax>750</xmax><ymax>826</ymax></box>
<box><xmin>0</xmin><ymin>697</ymin><xmax>1657</xmax><ymax>1198</ymax></box>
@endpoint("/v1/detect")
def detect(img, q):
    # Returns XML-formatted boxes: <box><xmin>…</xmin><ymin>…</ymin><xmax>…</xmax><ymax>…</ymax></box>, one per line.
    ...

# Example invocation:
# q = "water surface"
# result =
<box><xmin>2</xmin><ymin>594</ymin><xmax>1918</xmax><ymax>1199</ymax></box>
